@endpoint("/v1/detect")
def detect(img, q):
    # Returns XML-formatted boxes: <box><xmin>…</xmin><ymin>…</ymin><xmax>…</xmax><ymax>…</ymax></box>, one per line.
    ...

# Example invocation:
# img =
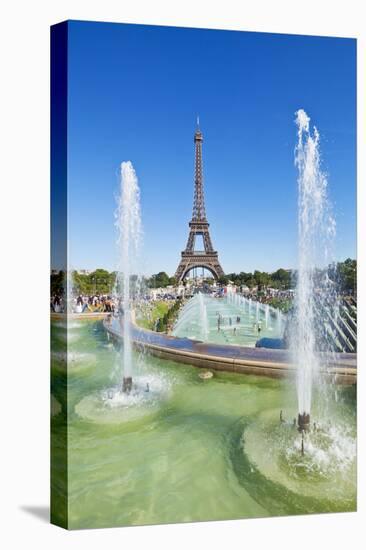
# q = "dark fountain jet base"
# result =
<box><xmin>122</xmin><ymin>377</ymin><xmax>133</xmax><ymax>393</ymax></box>
<box><xmin>297</xmin><ymin>412</ymin><xmax>310</xmax><ymax>432</ymax></box>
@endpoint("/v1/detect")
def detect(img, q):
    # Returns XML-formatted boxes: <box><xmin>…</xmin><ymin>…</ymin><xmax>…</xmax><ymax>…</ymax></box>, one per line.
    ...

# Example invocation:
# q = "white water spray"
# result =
<box><xmin>293</xmin><ymin>109</ymin><xmax>335</xmax><ymax>420</ymax></box>
<box><xmin>265</xmin><ymin>304</ymin><xmax>270</xmax><ymax>328</ymax></box>
<box><xmin>198</xmin><ymin>293</ymin><xmax>209</xmax><ymax>340</ymax></box>
<box><xmin>115</xmin><ymin>161</ymin><xmax>142</xmax><ymax>389</ymax></box>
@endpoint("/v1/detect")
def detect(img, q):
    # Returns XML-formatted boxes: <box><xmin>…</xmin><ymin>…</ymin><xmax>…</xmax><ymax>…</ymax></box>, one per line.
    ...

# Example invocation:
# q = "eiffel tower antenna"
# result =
<box><xmin>175</xmin><ymin>124</ymin><xmax>224</xmax><ymax>282</ymax></box>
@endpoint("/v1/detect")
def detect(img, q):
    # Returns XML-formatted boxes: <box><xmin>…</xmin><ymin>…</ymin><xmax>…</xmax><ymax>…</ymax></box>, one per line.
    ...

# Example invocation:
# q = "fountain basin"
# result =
<box><xmin>103</xmin><ymin>316</ymin><xmax>356</xmax><ymax>385</ymax></box>
<box><xmin>51</xmin><ymin>317</ymin><xmax>356</xmax><ymax>529</ymax></box>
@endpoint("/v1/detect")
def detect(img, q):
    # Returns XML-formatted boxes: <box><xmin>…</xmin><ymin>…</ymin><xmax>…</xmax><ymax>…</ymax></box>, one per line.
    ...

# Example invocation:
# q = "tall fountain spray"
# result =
<box><xmin>265</xmin><ymin>304</ymin><xmax>270</xmax><ymax>328</ymax></box>
<box><xmin>198</xmin><ymin>293</ymin><xmax>209</xmax><ymax>341</ymax></box>
<box><xmin>116</xmin><ymin>161</ymin><xmax>142</xmax><ymax>393</ymax></box>
<box><xmin>293</xmin><ymin>109</ymin><xmax>335</xmax><ymax>431</ymax></box>
<box><xmin>277</xmin><ymin>309</ymin><xmax>282</xmax><ymax>334</ymax></box>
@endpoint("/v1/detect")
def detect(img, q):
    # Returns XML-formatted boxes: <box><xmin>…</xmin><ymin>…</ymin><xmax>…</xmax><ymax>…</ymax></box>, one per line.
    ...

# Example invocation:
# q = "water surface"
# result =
<box><xmin>51</xmin><ymin>319</ymin><xmax>356</xmax><ymax>529</ymax></box>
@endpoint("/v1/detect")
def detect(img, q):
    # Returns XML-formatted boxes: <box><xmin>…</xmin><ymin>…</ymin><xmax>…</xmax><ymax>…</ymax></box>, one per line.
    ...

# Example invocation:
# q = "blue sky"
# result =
<box><xmin>67</xmin><ymin>21</ymin><xmax>356</xmax><ymax>275</ymax></box>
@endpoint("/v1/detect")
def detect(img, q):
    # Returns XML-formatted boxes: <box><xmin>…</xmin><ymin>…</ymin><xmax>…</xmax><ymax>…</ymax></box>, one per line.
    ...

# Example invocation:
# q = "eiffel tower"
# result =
<box><xmin>175</xmin><ymin>121</ymin><xmax>224</xmax><ymax>283</ymax></box>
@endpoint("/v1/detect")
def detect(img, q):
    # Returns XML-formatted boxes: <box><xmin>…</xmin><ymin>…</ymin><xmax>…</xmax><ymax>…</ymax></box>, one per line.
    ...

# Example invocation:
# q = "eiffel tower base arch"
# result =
<box><xmin>175</xmin><ymin>253</ymin><xmax>224</xmax><ymax>283</ymax></box>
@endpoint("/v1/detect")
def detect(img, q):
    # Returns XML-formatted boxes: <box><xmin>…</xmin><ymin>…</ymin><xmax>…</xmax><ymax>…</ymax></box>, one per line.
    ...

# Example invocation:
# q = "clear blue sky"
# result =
<box><xmin>66</xmin><ymin>20</ymin><xmax>356</xmax><ymax>275</ymax></box>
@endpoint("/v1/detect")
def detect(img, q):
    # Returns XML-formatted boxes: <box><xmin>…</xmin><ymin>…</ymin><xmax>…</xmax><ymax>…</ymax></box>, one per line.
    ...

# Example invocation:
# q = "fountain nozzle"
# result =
<box><xmin>122</xmin><ymin>377</ymin><xmax>133</xmax><ymax>393</ymax></box>
<box><xmin>297</xmin><ymin>412</ymin><xmax>310</xmax><ymax>433</ymax></box>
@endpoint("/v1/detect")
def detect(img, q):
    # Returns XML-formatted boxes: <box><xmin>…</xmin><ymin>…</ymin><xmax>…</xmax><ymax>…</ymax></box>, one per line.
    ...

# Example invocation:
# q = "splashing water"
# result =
<box><xmin>293</xmin><ymin>109</ymin><xmax>336</xmax><ymax>418</ymax></box>
<box><xmin>198</xmin><ymin>292</ymin><xmax>209</xmax><ymax>340</ymax></box>
<box><xmin>115</xmin><ymin>161</ymin><xmax>142</xmax><ymax>388</ymax></box>
<box><xmin>265</xmin><ymin>304</ymin><xmax>270</xmax><ymax>328</ymax></box>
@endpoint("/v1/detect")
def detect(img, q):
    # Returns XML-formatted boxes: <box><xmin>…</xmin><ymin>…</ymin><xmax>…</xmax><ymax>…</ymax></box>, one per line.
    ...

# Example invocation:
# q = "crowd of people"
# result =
<box><xmin>216</xmin><ymin>312</ymin><xmax>243</xmax><ymax>335</ymax></box>
<box><xmin>243</xmin><ymin>288</ymin><xmax>294</xmax><ymax>304</ymax></box>
<box><xmin>51</xmin><ymin>292</ymin><xmax>176</xmax><ymax>316</ymax></box>
<box><xmin>215</xmin><ymin>311</ymin><xmax>265</xmax><ymax>337</ymax></box>
<box><xmin>50</xmin><ymin>294</ymin><xmax>117</xmax><ymax>314</ymax></box>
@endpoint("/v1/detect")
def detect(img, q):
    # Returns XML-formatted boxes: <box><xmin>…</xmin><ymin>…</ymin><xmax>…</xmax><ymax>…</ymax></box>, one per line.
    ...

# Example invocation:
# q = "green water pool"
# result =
<box><xmin>51</xmin><ymin>319</ymin><xmax>356</xmax><ymax>529</ymax></box>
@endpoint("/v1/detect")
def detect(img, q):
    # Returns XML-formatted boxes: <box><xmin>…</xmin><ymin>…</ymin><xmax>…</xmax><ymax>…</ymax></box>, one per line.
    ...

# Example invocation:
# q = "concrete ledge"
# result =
<box><xmin>51</xmin><ymin>312</ymin><xmax>110</xmax><ymax>321</ymax></box>
<box><xmin>103</xmin><ymin>316</ymin><xmax>357</xmax><ymax>385</ymax></box>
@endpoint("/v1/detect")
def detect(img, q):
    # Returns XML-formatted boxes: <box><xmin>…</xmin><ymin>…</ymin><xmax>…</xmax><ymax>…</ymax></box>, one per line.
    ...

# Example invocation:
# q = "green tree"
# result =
<box><xmin>253</xmin><ymin>270</ymin><xmax>270</xmax><ymax>288</ymax></box>
<box><xmin>148</xmin><ymin>271</ymin><xmax>171</xmax><ymax>288</ymax></box>
<box><xmin>218</xmin><ymin>275</ymin><xmax>229</xmax><ymax>285</ymax></box>
<box><xmin>88</xmin><ymin>269</ymin><xmax>115</xmax><ymax>294</ymax></box>
<box><xmin>334</xmin><ymin>258</ymin><xmax>356</xmax><ymax>292</ymax></box>
<box><xmin>50</xmin><ymin>270</ymin><xmax>66</xmax><ymax>296</ymax></box>
<box><xmin>271</xmin><ymin>268</ymin><xmax>292</xmax><ymax>289</ymax></box>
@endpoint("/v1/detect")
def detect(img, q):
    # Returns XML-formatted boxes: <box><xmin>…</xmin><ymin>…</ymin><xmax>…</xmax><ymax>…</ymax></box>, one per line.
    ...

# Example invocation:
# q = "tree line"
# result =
<box><xmin>217</xmin><ymin>268</ymin><xmax>293</xmax><ymax>290</ymax></box>
<box><xmin>50</xmin><ymin>259</ymin><xmax>357</xmax><ymax>296</ymax></box>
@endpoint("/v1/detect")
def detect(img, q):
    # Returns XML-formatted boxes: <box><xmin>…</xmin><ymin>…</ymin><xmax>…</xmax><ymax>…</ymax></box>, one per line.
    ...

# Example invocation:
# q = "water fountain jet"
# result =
<box><xmin>115</xmin><ymin>161</ymin><xmax>142</xmax><ymax>393</ymax></box>
<box><xmin>122</xmin><ymin>377</ymin><xmax>133</xmax><ymax>393</ymax></box>
<box><xmin>301</xmin><ymin>430</ymin><xmax>305</xmax><ymax>455</ymax></box>
<box><xmin>298</xmin><ymin>412</ymin><xmax>311</xmax><ymax>433</ymax></box>
<box><xmin>292</xmin><ymin>108</ymin><xmax>336</xmax><ymax>429</ymax></box>
<box><xmin>198</xmin><ymin>292</ymin><xmax>209</xmax><ymax>341</ymax></box>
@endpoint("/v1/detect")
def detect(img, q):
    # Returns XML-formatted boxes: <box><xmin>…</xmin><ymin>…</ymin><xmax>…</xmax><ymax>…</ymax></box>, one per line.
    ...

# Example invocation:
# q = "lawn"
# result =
<box><xmin>136</xmin><ymin>301</ymin><xmax>170</xmax><ymax>330</ymax></box>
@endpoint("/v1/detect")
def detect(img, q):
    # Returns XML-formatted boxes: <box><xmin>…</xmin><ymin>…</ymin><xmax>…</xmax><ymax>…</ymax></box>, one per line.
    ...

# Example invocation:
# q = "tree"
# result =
<box><xmin>333</xmin><ymin>259</ymin><xmax>356</xmax><ymax>293</ymax></box>
<box><xmin>88</xmin><ymin>269</ymin><xmax>115</xmax><ymax>294</ymax></box>
<box><xmin>156</xmin><ymin>317</ymin><xmax>165</xmax><ymax>332</ymax></box>
<box><xmin>50</xmin><ymin>270</ymin><xmax>66</xmax><ymax>296</ymax></box>
<box><xmin>218</xmin><ymin>275</ymin><xmax>229</xmax><ymax>285</ymax></box>
<box><xmin>254</xmin><ymin>270</ymin><xmax>270</xmax><ymax>288</ymax></box>
<box><xmin>271</xmin><ymin>268</ymin><xmax>292</xmax><ymax>289</ymax></box>
<box><xmin>148</xmin><ymin>271</ymin><xmax>171</xmax><ymax>288</ymax></box>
